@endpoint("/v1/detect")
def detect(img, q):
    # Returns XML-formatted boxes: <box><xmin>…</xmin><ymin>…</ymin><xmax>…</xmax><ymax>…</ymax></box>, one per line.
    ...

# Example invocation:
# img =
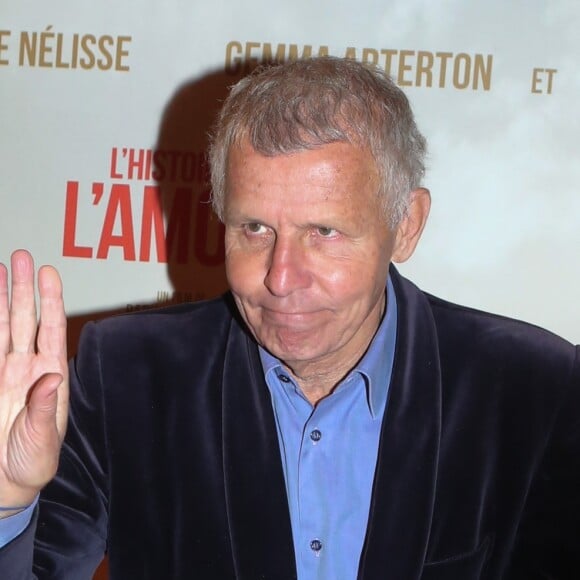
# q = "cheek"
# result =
<box><xmin>321</xmin><ymin>250</ymin><xmax>382</xmax><ymax>286</ymax></box>
<box><xmin>331</xmin><ymin>278</ymin><xmax>377</xmax><ymax>311</ymax></box>
<box><xmin>326</xmin><ymin>256</ymin><xmax>388</xmax><ymax>306</ymax></box>
<box><xmin>225</xmin><ymin>250</ymin><xmax>264</xmax><ymax>299</ymax></box>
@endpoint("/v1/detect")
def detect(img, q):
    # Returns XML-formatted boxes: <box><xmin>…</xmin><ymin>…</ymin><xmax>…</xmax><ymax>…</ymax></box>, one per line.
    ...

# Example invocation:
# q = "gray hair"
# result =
<box><xmin>209</xmin><ymin>56</ymin><xmax>427</xmax><ymax>226</ymax></box>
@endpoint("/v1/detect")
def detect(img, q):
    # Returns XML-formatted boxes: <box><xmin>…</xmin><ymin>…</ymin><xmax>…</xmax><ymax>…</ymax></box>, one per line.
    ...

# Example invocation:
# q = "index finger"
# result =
<box><xmin>36</xmin><ymin>265</ymin><xmax>67</xmax><ymax>360</ymax></box>
<box><xmin>9</xmin><ymin>250</ymin><xmax>37</xmax><ymax>354</ymax></box>
<box><xmin>0</xmin><ymin>263</ymin><xmax>8</xmax><ymax>358</ymax></box>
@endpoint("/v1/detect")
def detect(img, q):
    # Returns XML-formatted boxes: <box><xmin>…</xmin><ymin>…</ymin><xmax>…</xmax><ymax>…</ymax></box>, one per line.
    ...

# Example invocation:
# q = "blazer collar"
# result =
<box><xmin>358</xmin><ymin>267</ymin><xmax>442</xmax><ymax>579</ymax></box>
<box><xmin>221</xmin><ymin>308</ymin><xmax>297</xmax><ymax>580</ymax></box>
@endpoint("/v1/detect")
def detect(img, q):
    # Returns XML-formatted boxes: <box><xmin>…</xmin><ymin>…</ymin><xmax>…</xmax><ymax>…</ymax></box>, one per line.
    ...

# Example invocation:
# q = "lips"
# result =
<box><xmin>261</xmin><ymin>307</ymin><xmax>323</xmax><ymax>327</ymax></box>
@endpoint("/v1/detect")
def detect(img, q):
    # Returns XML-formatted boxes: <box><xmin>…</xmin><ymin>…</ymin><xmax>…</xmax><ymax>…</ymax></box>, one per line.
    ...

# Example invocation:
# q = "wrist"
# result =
<box><xmin>0</xmin><ymin>481</ymin><xmax>41</xmax><ymax>518</ymax></box>
<box><xmin>0</xmin><ymin>486</ymin><xmax>39</xmax><ymax>518</ymax></box>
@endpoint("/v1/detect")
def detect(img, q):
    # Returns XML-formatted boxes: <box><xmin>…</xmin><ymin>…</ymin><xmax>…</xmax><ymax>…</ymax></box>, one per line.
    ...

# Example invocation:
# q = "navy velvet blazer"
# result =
<box><xmin>1</xmin><ymin>269</ymin><xmax>578</xmax><ymax>579</ymax></box>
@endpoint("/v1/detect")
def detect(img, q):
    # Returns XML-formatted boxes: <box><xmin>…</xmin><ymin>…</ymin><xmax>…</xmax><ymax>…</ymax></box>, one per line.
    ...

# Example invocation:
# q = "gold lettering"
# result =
<box><xmin>415</xmin><ymin>51</ymin><xmax>434</xmax><ymax>87</ymax></box>
<box><xmin>12</xmin><ymin>30</ymin><xmax>129</xmax><ymax>71</ymax></box>
<box><xmin>453</xmin><ymin>53</ymin><xmax>471</xmax><ymax>89</ymax></box>
<box><xmin>244</xmin><ymin>41</ymin><xmax>262</xmax><ymax>72</ymax></box>
<box><xmin>344</xmin><ymin>46</ymin><xmax>357</xmax><ymax>60</ymax></box>
<box><xmin>71</xmin><ymin>34</ymin><xmax>79</xmax><ymax>68</ymax></box>
<box><xmin>473</xmin><ymin>54</ymin><xmax>492</xmax><ymax>90</ymax></box>
<box><xmin>79</xmin><ymin>34</ymin><xmax>96</xmax><ymax>69</ymax></box>
<box><xmin>288</xmin><ymin>44</ymin><xmax>312</xmax><ymax>61</ymax></box>
<box><xmin>19</xmin><ymin>31</ymin><xmax>36</xmax><ymax>66</ymax></box>
<box><xmin>531</xmin><ymin>68</ymin><xmax>557</xmax><ymax>94</ymax></box>
<box><xmin>362</xmin><ymin>47</ymin><xmax>379</xmax><ymax>65</ymax></box>
<box><xmin>115</xmin><ymin>36</ymin><xmax>130</xmax><ymax>71</ymax></box>
<box><xmin>544</xmin><ymin>68</ymin><xmax>557</xmax><ymax>94</ymax></box>
<box><xmin>225</xmin><ymin>40</ymin><xmax>243</xmax><ymax>74</ymax></box>
<box><xmin>531</xmin><ymin>68</ymin><xmax>543</xmax><ymax>93</ymax></box>
<box><xmin>397</xmin><ymin>49</ymin><xmax>414</xmax><ymax>86</ymax></box>
<box><xmin>38</xmin><ymin>25</ymin><xmax>54</xmax><ymax>68</ymax></box>
<box><xmin>55</xmin><ymin>33</ymin><xmax>69</xmax><ymax>68</ymax></box>
<box><xmin>435</xmin><ymin>51</ymin><xmax>453</xmax><ymax>88</ymax></box>
<box><xmin>97</xmin><ymin>35</ymin><xmax>114</xmax><ymax>70</ymax></box>
<box><xmin>219</xmin><ymin>43</ymin><xmax>493</xmax><ymax>91</ymax></box>
<box><xmin>0</xmin><ymin>30</ymin><xmax>10</xmax><ymax>65</ymax></box>
<box><xmin>261</xmin><ymin>42</ymin><xmax>289</xmax><ymax>64</ymax></box>
<box><xmin>380</xmin><ymin>49</ymin><xmax>397</xmax><ymax>76</ymax></box>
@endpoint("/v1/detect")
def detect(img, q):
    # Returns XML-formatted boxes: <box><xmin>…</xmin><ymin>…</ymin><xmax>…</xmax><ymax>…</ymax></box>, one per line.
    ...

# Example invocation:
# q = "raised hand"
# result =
<box><xmin>0</xmin><ymin>250</ymin><xmax>68</xmax><ymax>517</ymax></box>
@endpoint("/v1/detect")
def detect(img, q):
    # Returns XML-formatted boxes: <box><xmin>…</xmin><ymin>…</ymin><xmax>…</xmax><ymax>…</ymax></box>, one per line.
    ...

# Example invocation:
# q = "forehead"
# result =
<box><xmin>224</xmin><ymin>140</ymin><xmax>380</xmax><ymax>214</ymax></box>
<box><xmin>223</xmin><ymin>141</ymin><xmax>390</xmax><ymax>238</ymax></box>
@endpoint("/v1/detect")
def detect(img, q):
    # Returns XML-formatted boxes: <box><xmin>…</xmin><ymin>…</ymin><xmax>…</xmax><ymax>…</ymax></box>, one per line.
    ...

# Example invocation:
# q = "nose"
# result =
<box><xmin>264</xmin><ymin>236</ymin><xmax>310</xmax><ymax>297</ymax></box>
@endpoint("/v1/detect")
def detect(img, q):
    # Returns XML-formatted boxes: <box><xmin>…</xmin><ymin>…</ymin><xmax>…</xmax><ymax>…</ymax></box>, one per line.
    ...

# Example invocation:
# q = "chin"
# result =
<box><xmin>260</xmin><ymin>330</ymin><xmax>333</xmax><ymax>364</ymax></box>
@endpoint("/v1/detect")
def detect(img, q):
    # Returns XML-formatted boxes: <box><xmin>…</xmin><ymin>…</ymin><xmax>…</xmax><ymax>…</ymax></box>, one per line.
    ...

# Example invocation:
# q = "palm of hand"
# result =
<box><xmin>0</xmin><ymin>250</ymin><xmax>68</xmax><ymax>511</ymax></box>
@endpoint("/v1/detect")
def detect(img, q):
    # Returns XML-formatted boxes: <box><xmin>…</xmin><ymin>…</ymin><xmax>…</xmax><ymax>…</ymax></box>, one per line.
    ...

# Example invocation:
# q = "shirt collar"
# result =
<box><xmin>259</xmin><ymin>275</ymin><xmax>398</xmax><ymax>418</ymax></box>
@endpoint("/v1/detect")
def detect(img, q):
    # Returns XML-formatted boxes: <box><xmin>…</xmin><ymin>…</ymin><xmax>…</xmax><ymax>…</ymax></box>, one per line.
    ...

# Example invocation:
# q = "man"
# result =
<box><xmin>0</xmin><ymin>57</ymin><xmax>578</xmax><ymax>579</ymax></box>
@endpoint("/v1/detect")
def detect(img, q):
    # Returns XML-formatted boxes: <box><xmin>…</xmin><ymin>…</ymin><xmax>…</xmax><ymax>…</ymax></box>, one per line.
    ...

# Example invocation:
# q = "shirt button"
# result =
<box><xmin>310</xmin><ymin>429</ymin><xmax>322</xmax><ymax>442</ymax></box>
<box><xmin>278</xmin><ymin>375</ymin><xmax>291</xmax><ymax>383</ymax></box>
<box><xmin>310</xmin><ymin>539</ymin><xmax>323</xmax><ymax>552</ymax></box>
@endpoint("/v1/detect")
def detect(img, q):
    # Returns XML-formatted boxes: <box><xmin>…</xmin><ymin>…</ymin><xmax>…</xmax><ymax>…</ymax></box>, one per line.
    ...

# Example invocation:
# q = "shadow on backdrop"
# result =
<box><xmin>64</xmin><ymin>67</ymin><xmax>238</xmax><ymax>580</ymax></box>
<box><xmin>67</xmin><ymin>67</ymin><xmax>237</xmax><ymax>352</ymax></box>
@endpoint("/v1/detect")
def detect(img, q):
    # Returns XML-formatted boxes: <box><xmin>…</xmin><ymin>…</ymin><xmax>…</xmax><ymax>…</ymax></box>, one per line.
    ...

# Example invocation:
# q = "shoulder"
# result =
<box><xmin>392</xmin><ymin>268</ymin><xmax>575</xmax><ymax>364</ymax></box>
<box><xmin>427</xmin><ymin>292</ymin><xmax>575</xmax><ymax>362</ymax></box>
<box><xmin>392</xmin><ymin>268</ymin><xmax>577</xmax><ymax>393</ymax></box>
<box><xmin>94</xmin><ymin>293</ymin><xmax>233</xmax><ymax>329</ymax></box>
<box><xmin>77</xmin><ymin>293</ymin><xmax>242</xmax><ymax>364</ymax></box>
<box><xmin>422</xmin><ymin>292</ymin><xmax>579</xmax><ymax>410</ymax></box>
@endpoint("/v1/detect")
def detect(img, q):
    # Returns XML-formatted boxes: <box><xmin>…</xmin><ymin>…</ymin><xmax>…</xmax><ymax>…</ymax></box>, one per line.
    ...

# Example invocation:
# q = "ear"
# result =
<box><xmin>391</xmin><ymin>188</ymin><xmax>431</xmax><ymax>263</ymax></box>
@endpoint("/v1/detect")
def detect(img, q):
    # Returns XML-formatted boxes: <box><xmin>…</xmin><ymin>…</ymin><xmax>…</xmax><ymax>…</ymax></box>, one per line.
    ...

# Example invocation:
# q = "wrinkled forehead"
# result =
<box><xmin>224</xmin><ymin>133</ymin><xmax>377</xmax><ymax>178</ymax></box>
<box><xmin>224</xmin><ymin>139</ymin><xmax>382</xmax><ymax>212</ymax></box>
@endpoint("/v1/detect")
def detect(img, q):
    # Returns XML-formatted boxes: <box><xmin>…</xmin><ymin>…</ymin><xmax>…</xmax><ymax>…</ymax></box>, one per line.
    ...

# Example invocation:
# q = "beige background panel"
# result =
<box><xmin>1</xmin><ymin>0</ymin><xmax>578</xmax><ymax>349</ymax></box>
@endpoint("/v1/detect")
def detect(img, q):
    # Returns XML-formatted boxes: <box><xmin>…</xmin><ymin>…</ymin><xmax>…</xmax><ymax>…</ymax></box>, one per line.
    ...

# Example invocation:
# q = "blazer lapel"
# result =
<box><xmin>358</xmin><ymin>270</ymin><xmax>442</xmax><ymax>580</ymax></box>
<box><xmin>222</xmin><ymin>314</ymin><xmax>297</xmax><ymax>580</ymax></box>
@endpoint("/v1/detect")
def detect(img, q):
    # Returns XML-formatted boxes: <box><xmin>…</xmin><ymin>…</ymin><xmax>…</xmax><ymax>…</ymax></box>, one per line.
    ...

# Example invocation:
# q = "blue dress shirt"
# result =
<box><xmin>0</xmin><ymin>497</ymin><xmax>37</xmax><ymax>547</ymax></box>
<box><xmin>260</xmin><ymin>278</ymin><xmax>397</xmax><ymax>580</ymax></box>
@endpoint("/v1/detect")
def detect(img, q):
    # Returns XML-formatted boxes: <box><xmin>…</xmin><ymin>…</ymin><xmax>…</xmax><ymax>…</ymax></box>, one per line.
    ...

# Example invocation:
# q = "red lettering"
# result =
<box><xmin>139</xmin><ymin>185</ymin><xmax>167</xmax><ymax>262</ymax></box>
<box><xmin>152</xmin><ymin>150</ymin><xmax>166</xmax><ymax>182</ymax></box>
<box><xmin>96</xmin><ymin>184</ymin><xmax>136</xmax><ymax>260</ymax></box>
<box><xmin>62</xmin><ymin>181</ymin><xmax>93</xmax><ymax>258</ymax></box>
<box><xmin>144</xmin><ymin>149</ymin><xmax>153</xmax><ymax>180</ymax></box>
<box><xmin>128</xmin><ymin>148</ymin><xmax>146</xmax><ymax>180</ymax></box>
<box><xmin>110</xmin><ymin>147</ymin><xmax>123</xmax><ymax>179</ymax></box>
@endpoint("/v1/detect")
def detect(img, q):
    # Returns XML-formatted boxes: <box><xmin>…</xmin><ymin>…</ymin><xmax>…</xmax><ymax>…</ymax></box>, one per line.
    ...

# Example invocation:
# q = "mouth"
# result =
<box><xmin>261</xmin><ymin>307</ymin><xmax>322</xmax><ymax>326</ymax></box>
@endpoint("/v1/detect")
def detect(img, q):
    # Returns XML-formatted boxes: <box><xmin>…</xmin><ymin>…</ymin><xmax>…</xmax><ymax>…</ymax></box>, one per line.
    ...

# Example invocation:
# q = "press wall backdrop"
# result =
<box><xmin>1</xmin><ymin>2</ymin><xmax>579</xmax><ymax>575</ymax></box>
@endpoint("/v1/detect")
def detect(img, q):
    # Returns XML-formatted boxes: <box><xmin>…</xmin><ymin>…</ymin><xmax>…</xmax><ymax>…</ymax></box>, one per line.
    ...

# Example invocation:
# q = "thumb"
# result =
<box><xmin>27</xmin><ymin>373</ymin><xmax>63</xmax><ymax>432</ymax></box>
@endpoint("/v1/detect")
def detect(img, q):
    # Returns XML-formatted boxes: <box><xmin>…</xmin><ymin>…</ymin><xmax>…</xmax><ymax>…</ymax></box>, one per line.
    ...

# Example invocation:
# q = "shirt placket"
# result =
<box><xmin>296</xmin><ymin>400</ymin><xmax>332</xmax><ymax>578</ymax></box>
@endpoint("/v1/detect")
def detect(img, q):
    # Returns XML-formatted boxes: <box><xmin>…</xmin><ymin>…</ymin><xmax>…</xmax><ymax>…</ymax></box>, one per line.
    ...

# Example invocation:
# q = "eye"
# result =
<box><xmin>315</xmin><ymin>226</ymin><xmax>338</xmax><ymax>238</ymax></box>
<box><xmin>244</xmin><ymin>222</ymin><xmax>269</xmax><ymax>235</ymax></box>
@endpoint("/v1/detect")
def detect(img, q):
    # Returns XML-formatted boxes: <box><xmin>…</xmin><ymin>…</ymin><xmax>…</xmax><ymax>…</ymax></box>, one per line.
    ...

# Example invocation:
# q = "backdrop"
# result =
<box><xmin>2</xmin><ymin>1</ymin><xmax>578</xmax><ymax>345</ymax></box>
<box><xmin>1</xmin><ymin>2</ymin><xmax>579</xmax><ymax>575</ymax></box>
